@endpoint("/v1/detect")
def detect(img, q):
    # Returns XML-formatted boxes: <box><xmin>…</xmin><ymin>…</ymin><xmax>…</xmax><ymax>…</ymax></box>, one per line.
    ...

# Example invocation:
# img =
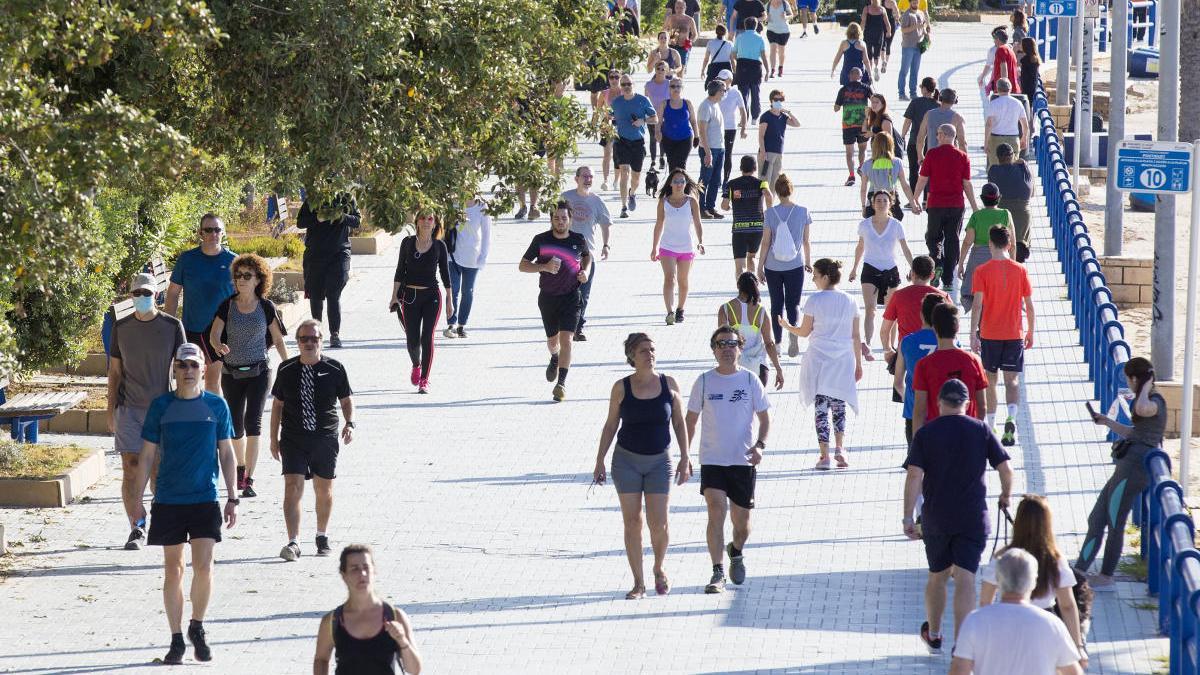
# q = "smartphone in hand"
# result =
<box><xmin>1085</xmin><ymin>401</ymin><xmax>1101</xmax><ymax>421</ymax></box>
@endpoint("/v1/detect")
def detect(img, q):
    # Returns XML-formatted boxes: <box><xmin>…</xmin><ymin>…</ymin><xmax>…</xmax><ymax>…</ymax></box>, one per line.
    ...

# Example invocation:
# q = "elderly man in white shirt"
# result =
<box><xmin>984</xmin><ymin>78</ymin><xmax>1028</xmax><ymax>169</ymax></box>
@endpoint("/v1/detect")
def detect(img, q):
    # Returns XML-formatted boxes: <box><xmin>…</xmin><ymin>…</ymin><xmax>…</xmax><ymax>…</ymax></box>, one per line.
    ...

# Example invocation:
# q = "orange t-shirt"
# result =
<box><xmin>973</xmin><ymin>258</ymin><xmax>1032</xmax><ymax>340</ymax></box>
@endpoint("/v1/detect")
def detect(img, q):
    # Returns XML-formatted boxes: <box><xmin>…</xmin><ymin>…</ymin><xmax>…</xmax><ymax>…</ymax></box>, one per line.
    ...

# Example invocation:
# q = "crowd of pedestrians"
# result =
<box><xmin>98</xmin><ymin>9</ymin><xmax>1137</xmax><ymax>672</ymax></box>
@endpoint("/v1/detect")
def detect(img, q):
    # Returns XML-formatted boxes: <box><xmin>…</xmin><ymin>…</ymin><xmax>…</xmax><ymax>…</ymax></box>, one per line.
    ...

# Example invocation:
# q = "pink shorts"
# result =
<box><xmin>658</xmin><ymin>248</ymin><xmax>696</xmax><ymax>261</ymax></box>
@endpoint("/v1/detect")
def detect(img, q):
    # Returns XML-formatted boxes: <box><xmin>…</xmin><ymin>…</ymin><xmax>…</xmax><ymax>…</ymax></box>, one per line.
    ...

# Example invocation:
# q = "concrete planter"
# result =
<box><xmin>276</xmin><ymin>299</ymin><xmax>312</xmax><ymax>332</ymax></box>
<box><xmin>0</xmin><ymin>447</ymin><xmax>106</xmax><ymax>507</ymax></box>
<box><xmin>274</xmin><ymin>270</ymin><xmax>305</xmax><ymax>292</ymax></box>
<box><xmin>350</xmin><ymin>230</ymin><xmax>393</xmax><ymax>255</ymax></box>
<box><xmin>42</xmin><ymin>408</ymin><xmax>93</xmax><ymax>434</ymax></box>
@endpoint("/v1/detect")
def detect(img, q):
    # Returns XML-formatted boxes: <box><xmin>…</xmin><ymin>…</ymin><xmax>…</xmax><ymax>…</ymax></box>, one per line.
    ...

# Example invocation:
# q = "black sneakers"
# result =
<box><xmin>125</xmin><ymin>526</ymin><xmax>145</xmax><ymax>551</ymax></box>
<box><xmin>727</xmin><ymin>543</ymin><xmax>746</xmax><ymax>585</ymax></box>
<box><xmin>187</xmin><ymin>621</ymin><xmax>212</xmax><ymax>662</ymax></box>
<box><xmin>545</xmin><ymin>354</ymin><xmax>559</xmax><ymax>382</ymax></box>
<box><xmin>329</xmin><ymin>333</ymin><xmax>343</xmax><ymax>349</ymax></box>
<box><xmin>920</xmin><ymin>621</ymin><xmax>944</xmax><ymax>654</ymax></box>
<box><xmin>241</xmin><ymin>477</ymin><xmax>256</xmax><ymax>498</ymax></box>
<box><xmin>280</xmin><ymin>541</ymin><xmax>301</xmax><ymax>561</ymax></box>
<box><xmin>316</xmin><ymin>535</ymin><xmax>332</xmax><ymax>557</ymax></box>
<box><xmin>674</xmin><ymin>308</ymin><xmax>685</xmax><ymax>324</ymax></box>
<box><xmin>163</xmin><ymin>634</ymin><xmax>186</xmax><ymax>665</ymax></box>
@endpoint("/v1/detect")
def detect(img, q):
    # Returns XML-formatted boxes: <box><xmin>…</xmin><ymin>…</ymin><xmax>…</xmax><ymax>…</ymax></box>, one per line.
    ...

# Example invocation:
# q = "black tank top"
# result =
<box><xmin>616</xmin><ymin>374</ymin><xmax>673</xmax><ymax>455</ymax></box>
<box><xmin>333</xmin><ymin>603</ymin><xmax>401</xmax><ymax>675</ymax></box>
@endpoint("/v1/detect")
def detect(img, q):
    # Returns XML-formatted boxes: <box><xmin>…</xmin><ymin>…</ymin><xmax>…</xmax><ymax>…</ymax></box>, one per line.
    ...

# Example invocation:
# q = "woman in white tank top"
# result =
<box><xmin>717</xmin><ymin>272</ymin><xmax>785</xmax><ymax>388</ymax></box>
<box><xmin>651</xmin><ymin>169</ymin><xmax>706</xmax><ymax>326</ymax></box>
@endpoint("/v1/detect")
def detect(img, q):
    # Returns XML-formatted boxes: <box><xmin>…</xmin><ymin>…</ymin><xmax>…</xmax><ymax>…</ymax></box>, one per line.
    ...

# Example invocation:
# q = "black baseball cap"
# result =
<box><xmin>939</xmin><ymin>378</ymin><xmax>970</xmax><ymax>404</ymax></box>
<box><xmin>981</xmin><ymin>182</ymin><xmax>1001</xmax><ymax>199</ymax></box>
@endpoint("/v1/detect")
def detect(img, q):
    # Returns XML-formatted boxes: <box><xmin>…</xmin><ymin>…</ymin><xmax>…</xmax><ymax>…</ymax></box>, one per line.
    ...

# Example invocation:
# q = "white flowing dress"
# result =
<box><xmin>797</xmin><ymin>288</ymin><xmax>860</xmax><ymax>412</ymax></box>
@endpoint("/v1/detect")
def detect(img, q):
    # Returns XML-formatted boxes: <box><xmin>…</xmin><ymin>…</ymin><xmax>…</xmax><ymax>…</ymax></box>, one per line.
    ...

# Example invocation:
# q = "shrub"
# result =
<box><xmin>268</xmin><ymin>276</ymin><xmax>300</xmax><ymax>305</ymax></box>
<box><xmin>229</xmin><ymin>235</ymin><xmax>305</xmax><ymax>259</ymax></box>
<box><xmin>7</xmin><ymin>266</ymin><xmax>112</xmax><ymax>371</ymax></box>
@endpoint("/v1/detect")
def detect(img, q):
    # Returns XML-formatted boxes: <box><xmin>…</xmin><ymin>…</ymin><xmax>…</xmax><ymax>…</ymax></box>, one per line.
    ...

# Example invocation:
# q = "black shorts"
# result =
<box><xmin>842</xmin><ymin>128</ymin><xmax>868</xmax><ymax>146</ymax></box>
<box><xmin>732</xmin><ymin>230</ymin><xmax>764</xmax><ymax>258</ymax></box>
<box><xmin>184</xmin><ymin>330</ymin><xmax>218</xmax><ymax>362</ymax></box>
<box><xmin>766</xmin><ymin>30</ymin><xmax>790</xmax><ymax>45</ymax></box>
<box><xmin>980</xmin><ymin>338</ymin><xmax>1025</xmax><ymax>373</ymax></box>
<box><xmin>613</xmin><ymin>137</ymin><xmax>646</xmax><ymax>173</ymax></box>
<box><xmin>922</xmin><ymin>529</ymin><xmax>986</xmax><ymax>574</ymax></box>
<box><xmin>280</xmin><ymin>432</ymin><xmax>340</xmax><ymax>480</ymax></box>
<box><xmin>538</xmin><ymin>290</ymin><xmax>582</xmax><ymax>338</ymax></box>
<box><xmin>700</xmin><ymin>464</ymin><xmax>757</xmax><ymax>509</ymax></box>
<box><xmin>860</xmin><ymin>263</ymin><xmax>901</xmax><ymax>306</ymax></box>
<box><xmin>147</xmin><ymin>502</ymin><xmax>222</xmax><ymax>546</ymax></box>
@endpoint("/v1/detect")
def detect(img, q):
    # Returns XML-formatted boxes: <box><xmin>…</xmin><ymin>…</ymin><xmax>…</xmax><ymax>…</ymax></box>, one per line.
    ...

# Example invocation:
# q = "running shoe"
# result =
<box><xmin>1001</xmin><ymin>417</ymin><xmax>1016</xmax><ymax>447</ymax></box>
<box><xmin>315</xmin><ymin>535</ymin><xmax>332</xmax><ymax>556</ymax></box>
<box><xmin>456</xmin><ymin>326</ymin><xmax>467</xmax><ymax>338</ymax></box>
<box><xmin>709</xmin><ymin>209</ymin><xmax>725</xmax><ymax>219</ymax></box>
<box><xmin>514</xmin><ymin>206</ymin><xmax>528</xmax><ymax>220</ymax></box>
<box><xmin>552</xmin><ymin>383</ymin><xmax>567</xmax><ymax>402</ymax></box>
<box><xmin>528</xmin><ymin>207</ymin><xmax>542</xmax><ymax>221</ymax></box>
<box><xmin>665</xmin><ymin>311</ymin><xmax>676</xmax><ymax>326</ymax></box>
<box><xmin>899</xmin><ymin>93</ymin><xmax>909</xmax><ymax>101</ymax></box>
<box><xmin>573</xmin><ymin>330</ymin><xmax>587</xmax><ymax>342</ymax></box>
<box><xmin>187</xmin><ymin>622</ymin><xmax>212</xmax><ymax>662</ymax></box>
<box><xmin>418</xmin><ymin>378</ymin><xmax>429</xmax><ymax>394</ymax></box>
<box><xmin>627</xmin><ymin>194</ymin><xmax>637</xmax><ymax>212</ymax></box>
<box><xmin>675</xmin><ymin>308</ymin><xmax>685</xmax><ymax>323</ymax></box>
<box><xmin>241</xmin><ymin>477</ymin><xmax>256</xmax><ymax>498</ymax></box>
<box><xmin>800</xmin><ymin>30</ymin><xmax>808</xmax><ymax>38</ymax></box>
<box><xmin>410</xmin><ymin>365</ymin><xmax>421</xmax><ymax>386</ymax></box>
<box><xmin>545</xmin><ymin>354</ymin><xmax>559</xmax><ymax>382</ymax></box>
<box><xmin>329</xmin><ymin>333</ymin><xmax>342</xmax><ymax>349</ymax></box>
<box><xmin>815</xmin><ymin>456</ymin><xmax>832</xmax><ymax>470</ymax></box>
<box><xmin>702</xmin><ymin>209</ymin><xmax>719</xmax><ymax>220</ymax></box>
<box><xmin>835</xmin><ymin>451</ymin><xmax>849</xmax><ymax>469</ymax></box>
<box><xmin>601</xmin><ymin>182</ymin><xmax>609</xmax><ymax>192</ymax></box>
<box><xmin>788</xmin><ymin>333</ymin><xmax>800</xmax><ymax>357</ymax></box>
<box><xmin>124</xmin><ymin>526</ymin><xmax>145</xmax><ymax>551</ymax></box>
<box><xmin>727</xmin><ymin>543</ymin><xmax>746</xmax><ymax>585</ymax></box>
<box><xmin>814</xmin><ymin>24</ymin><xmax>820</xmax><ymax>33</ymax></box>
<box><xmin>705</xmin><ymin>570</ymin><xmax>727</xmax><ymax>594</ymax></box>
<box><xmin>920</xmin><ymin>621</ymin><xmax>943</xmax><ymax>654</ymax></box>
<box><xmin>620</xmin><ymin>207</ymin><xmax>629</xmax><ymax>219</ymax></box>
<box><xmin>280</xmin><ymin>542</ymin><xmax>301</xmax><ymax>561</ymax></box>
<box><xmin>164</xmin><ymin>636</ymin><xmax>186</xmax><ymax>665</ymax></box>
<box><xmin>844</xmin><ymin>175</ymin><xmax>855</xmax><ymax>186</ymax></box>
<box><xmin>443</xmin><ymin>327</ymin><xmax>457</xmax><ymax>339</ymax></box>
<box><xmin>659</xmin><ymin>157</ymin><xmax>666</xmax><ymax>170</ymax></box>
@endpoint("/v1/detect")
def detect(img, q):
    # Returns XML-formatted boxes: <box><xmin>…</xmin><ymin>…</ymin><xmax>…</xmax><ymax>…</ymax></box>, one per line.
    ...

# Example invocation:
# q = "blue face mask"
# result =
<box><xmin>771</xmin><ymin>101</ymin><xmax>783</xmax><ymax>111</ymax></box>
<box><xmin>132</xmin><ymin>296</ymin><xmax>155</xmax><ymax>314</ymax></box>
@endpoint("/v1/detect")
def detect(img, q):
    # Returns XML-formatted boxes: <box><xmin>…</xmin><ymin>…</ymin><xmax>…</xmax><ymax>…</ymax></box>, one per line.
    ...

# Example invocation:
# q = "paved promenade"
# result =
<box><xmin>0</xmin><ymin>21</ymin><xmax>1168</xmax><ymax>674</ymax></box>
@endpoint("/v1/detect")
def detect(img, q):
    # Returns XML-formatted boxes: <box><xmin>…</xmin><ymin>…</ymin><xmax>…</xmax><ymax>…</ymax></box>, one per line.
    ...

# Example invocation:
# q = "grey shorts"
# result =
<box><xmin>115</xmin><ymin>405</ymin><xmax>148</xmax><ymax>454</ymax></box>
<box><xmin>611</xmin><ymin>446</ymin><xmax>671</xmax><ymax>495</ymax></box>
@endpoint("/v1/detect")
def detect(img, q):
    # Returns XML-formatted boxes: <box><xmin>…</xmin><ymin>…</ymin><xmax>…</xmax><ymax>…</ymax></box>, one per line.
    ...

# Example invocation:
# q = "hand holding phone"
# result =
<box><xmin>1085</xmin><ymin>401</ymin><xmax>1103</xmax><ymax>424</ymax></box>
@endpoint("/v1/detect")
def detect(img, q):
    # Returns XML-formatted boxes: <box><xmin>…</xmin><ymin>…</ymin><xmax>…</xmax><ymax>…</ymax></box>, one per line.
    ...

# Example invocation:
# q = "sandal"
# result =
<box><xmin>626</xmin><ymin>585</ymin><xmax>646</xmax><ymax>600</ymax></box>
<box><xmin>654</xmin><ymin>573</ymin><xmax>671</xmax><ymax>596</ymax></box>
<box><xmin>835</xmin><ymin>452</ymin><xmax>849</xmax><ymax>469</ymax></box>
<box><xmin>815</xmin><ymin>456</ymin><xmax>832</xmax><ymax>470</ymax></box>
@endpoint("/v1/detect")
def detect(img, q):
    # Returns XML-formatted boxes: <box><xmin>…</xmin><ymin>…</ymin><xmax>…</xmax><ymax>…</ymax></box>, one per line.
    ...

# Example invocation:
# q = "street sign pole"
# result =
<box><xmin>1105</xmin><ymin>0</ymin><xmax>1129</xmax><ymax>256</ymax></box>
<box><xmin>1057</xmin><ymin>18</ymin><xmax>1072</xmax><ymax>105</ymax></box>
<box><xmin>1180</xmin><ymin>140</ymin><xmax>1200</xmax><ymax>496</ymax></box>
<box><xmin>1073</xmin><ymin>11</ymin><xmax>1084</xmax><ymax>188</ymax></box>
<box><xmin>1080</xmin><ymin>17</ymin><xmax>1094</xmax><ymax>166</ymax></box>
<box><xmin>1153</xmin><ymin>0</ymin><xmax>1180</xmax><ymax>379</ymax></box>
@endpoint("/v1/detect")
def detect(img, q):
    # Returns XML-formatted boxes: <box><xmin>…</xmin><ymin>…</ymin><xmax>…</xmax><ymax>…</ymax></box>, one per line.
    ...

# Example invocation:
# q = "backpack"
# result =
<box><xmin>771</xmin><ymin>206</ymin><xmax>800</xmax><ymax>262</ymax></box>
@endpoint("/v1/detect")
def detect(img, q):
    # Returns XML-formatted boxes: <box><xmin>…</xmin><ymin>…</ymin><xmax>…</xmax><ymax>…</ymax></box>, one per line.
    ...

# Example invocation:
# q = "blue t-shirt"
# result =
<box><xmin>758</xmin><ymin>110</ymin><xmax>789</xmax><ymax>154</ymax></box>
<box><xmin>142</xmin><ymin>391</ymin><xmax>234</xmax><ymax>504</ymax></box>
<box><xmin>900</xmin><ymin>328</ymin><xmax>938</xmax><ymax>419</ymax></box>
<box><xmin>170</xmin><ymin>247</ymin><xmax>237</xmax><ymax>333</ymax></box>
<box><xmin>735</xmin><ymin>30</ymin><xmax>766</xmax><ymax>59</ymax></box>
<box><xmin>610</xmin><ymin>94</ymin><xmax>657</xmax><ymax>141</ymax></box>
<box><xmin>905</xmin><ymin>415</ymin><xmax>1010</xmax><ymax>536</ymax></box>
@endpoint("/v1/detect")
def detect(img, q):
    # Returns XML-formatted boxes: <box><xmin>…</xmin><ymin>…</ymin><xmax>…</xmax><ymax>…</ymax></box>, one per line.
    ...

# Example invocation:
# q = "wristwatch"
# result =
<box><xmin>227</xmin><ymin>498</ymin><xmax>240</xmax><ymax>506</ymax></box>
<box><xmin>346</xmin><ymin>421</ymin><xmax>356</xmax><ymax>428</ymax></box>
<box><xmin>754</xmin><ymin>440</ymin><xmax>766</xmax><ymax>450</ymax></box>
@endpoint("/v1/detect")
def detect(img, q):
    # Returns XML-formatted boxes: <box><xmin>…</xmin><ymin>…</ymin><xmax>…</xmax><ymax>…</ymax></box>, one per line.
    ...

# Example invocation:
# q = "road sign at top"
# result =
<box><xmin>1115</xmin><ymin>140</ymin><xmax>1195</xmax><ymax>194</ymax></box>
<box><xmin>1036</xmin><ymin>0</ymin><xmax>1080</xmax><ymax>17</ymax></box>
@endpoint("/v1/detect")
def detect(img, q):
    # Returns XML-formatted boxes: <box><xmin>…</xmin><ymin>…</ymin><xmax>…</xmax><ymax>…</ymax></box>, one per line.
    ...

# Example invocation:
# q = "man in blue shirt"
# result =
<box><xmin>133</xmin><ymin>342</ymin><xmax>238</xmax><ymax>665</ymax></box>
<box><xmin>165</xmin><ymin>214</ymin><xmax>236</xmax><ymax>393</ymax></box>
<box><xmin>608</xmin><ymin>73</ymin><xmax>659</xmax><ymax>219</ymax></box>
<box><xmin>733</xmin><ymin>18</ymin><xmax>770</xmax><ymax>118</ymax></box>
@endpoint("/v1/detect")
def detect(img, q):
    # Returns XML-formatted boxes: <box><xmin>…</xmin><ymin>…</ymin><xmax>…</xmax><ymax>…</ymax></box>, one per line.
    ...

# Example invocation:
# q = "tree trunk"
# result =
<box><xmin>1182</xmin><ymin>0</ymin><xmax>1200</xmax><ymax>142</ymax></box>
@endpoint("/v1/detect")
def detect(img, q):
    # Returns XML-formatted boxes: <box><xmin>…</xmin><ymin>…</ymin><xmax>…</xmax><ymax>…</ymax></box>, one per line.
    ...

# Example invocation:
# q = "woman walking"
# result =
<box><xmin>881</xmin><ymin>0</ymin><xmax>901</xmax><ymax>74</ymax></box>
<box><xmin>644</xmin><ymin>62</ymin><xmax>676</xmax><ymax>172</ymax></box>
<box><xmin>299</xmin><ymin>195</ymin><xmax>361</xmax><ymax>348</ymax></box>
<box><xmin>718</xmin><ymin>273</ymin><xmax>785</xmax><ymax>388</ymax></box>
<box><xmin>831</xmin><ymin>22</ymin><xmax>873</xmax><ymax>86</ymax></box>
<box><xmin>647</xmin><ymin>31</ymin><xmax>684</xmax><ymax>79</ymax></box>
<box><xmin>1078</xmin><ymin>357</ymin><xmax>1165</xmax><ymax>591</ymax></box>
<box><xmin>594</xmin><ymin>333</ymin><xmax>693</xmax><ymax>599</ymax></box>
<box><xmin>849</xmin><ymin>191</ymin><xmax>913</xmax><ymax>360</ymax></box>
<box><xmin>597</xmin><ymin>72</ymin><xmax>623</xmax><ymax>190</ymax></box>
<box><xmin>443</xmin><ymin>197</ymin><xmax>492</xmax><ymax>339</ymax></box>
<box><xmin>651</xmin><ymin>169</ymin><xmax>706</xmax><ymax>326</ymax></box>
<box><xmin>313</xmin><ymin>544</ymin><xmax>423</xmax><ymax>674</ymax></box>
<box><xmin>765</xmin><ymin>0</ymin><xmax>793</xmax><ymax>77</ymax></box>
<box><xmin>756</xmin><ymin>174</ymin><xmax>812</xmax><ymax>358</ymax></box>
<box><xmin>655</xmin><ymin>80</ymin><xmax>698</xmax><ymax>174</ymax></box>
<box><xmin>700</xmin><ymin>24</ymin><xmax>735</xmax><ymax>87</ymax></box>
<box><xmin>209</xmin><ymin>253</ymin><xmax>289</xmax><ymax>498</ymax></box>
<box><xmin>781</xmin><ymin>259</ymin><xmax>864</xmax><ymax>470</ymax></box>
<box><xmin>858</xmin><ymin>133</ymin><xmax>920</xmax><ymax>219</ymax></box>
<box><xmin>863</xmin><ymin>94</ymin><xmax>904</xmax><ymax>164</ymax></box>
<box><xmin>1018</xmin><ymin>37</ymin><xmax>1041</xmax><ymax>110</ymax></box>
<box><xmin>979</xmin><ymin>495</ymin><xmax>1088</xmax><ymax>666</ymax></box>
<box><xmin>860</xmin><ymin>0</ymin><xmax>891</xmax><ymax>82</ymax></box>
<box><xmin>390</xmin><ymin>213</ymin><xmax>454</xmax><ymax>394</ymax></box>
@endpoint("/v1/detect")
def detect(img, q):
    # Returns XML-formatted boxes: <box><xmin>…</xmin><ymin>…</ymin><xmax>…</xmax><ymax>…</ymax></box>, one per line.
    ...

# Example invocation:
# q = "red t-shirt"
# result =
<box><xmin>920</xmin><ymin>145</ymin><xmax>971</xmax><ymax>208</ymax></box>
<box><xmin>974</xmin><ymin>258</ymin><xmax>1032</xmax><ymax>340</ymax></box>
<box><xmin>912</xmin><ymin>348</ymin><xmax>987</xmax><ymax>421</ymax></box>
<box><xmin>883</xmin><ymin>284</ymin><xmax>952</xmax><ymax>341</ymax></box>
<box><xmin>990</xmin><ymin>44</ymin><xmax>1021</xmax><ymax>94</ymax></box>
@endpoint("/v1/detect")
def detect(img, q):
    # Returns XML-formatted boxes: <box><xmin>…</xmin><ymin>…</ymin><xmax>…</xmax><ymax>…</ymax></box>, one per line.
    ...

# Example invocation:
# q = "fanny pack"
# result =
<box><xmin>223</xmin><ymin>360</ymin><xmax>267</xmax><ymax>379</ymax></box>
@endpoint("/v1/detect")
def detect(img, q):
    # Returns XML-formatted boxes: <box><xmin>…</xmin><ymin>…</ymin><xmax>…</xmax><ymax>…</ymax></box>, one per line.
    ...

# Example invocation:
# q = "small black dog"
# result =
<box><xmin>644</xmin><ymin>168</ymin><xmax>659</xmax><ymax>196</ymax></box>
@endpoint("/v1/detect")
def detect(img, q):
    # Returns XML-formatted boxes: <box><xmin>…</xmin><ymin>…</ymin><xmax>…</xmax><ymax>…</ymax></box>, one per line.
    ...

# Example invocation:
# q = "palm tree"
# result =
<box><xmin>1183</xmin><ymin>0</ymin><xmax>1200</xmax><ymax>142</ymax></box>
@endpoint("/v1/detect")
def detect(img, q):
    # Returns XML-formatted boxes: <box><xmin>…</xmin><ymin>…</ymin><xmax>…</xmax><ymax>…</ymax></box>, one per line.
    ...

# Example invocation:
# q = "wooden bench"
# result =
<box><xmin>0</xmin><ymin>378</ymin><xmax>86</xmax><ymax>443</ymax></box>
<box><xmin>101</xmin><ymin>255</ymin><xmax>170</xmax><ymax>359</ymax></box>
<box><xmin>268</xmin><ymin>195</ymin><xmax>296</xmax><ymax>238</ymax></box>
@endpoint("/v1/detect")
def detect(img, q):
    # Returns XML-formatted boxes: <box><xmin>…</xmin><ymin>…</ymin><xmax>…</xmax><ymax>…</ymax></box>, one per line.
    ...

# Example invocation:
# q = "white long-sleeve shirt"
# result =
<box><xmin>452</xmin><ymin>202</ymin><xmax>492</xmax><ymax>269</ymax></box>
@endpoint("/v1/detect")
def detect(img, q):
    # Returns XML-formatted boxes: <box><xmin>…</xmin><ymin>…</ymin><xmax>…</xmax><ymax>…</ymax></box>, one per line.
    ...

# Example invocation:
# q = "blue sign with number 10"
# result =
<box><xmin>1115</xmin><ymin>140</ymin><xmax>1194</xmax><ymax>195</ymax></box>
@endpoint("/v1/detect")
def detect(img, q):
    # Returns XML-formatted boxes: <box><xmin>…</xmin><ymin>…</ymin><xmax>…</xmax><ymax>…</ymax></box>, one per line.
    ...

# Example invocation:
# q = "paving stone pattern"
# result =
<box><xmin>0</xmin><ymin>22</ymin><xmax>1168</xmax><ymax>674</ymax></box>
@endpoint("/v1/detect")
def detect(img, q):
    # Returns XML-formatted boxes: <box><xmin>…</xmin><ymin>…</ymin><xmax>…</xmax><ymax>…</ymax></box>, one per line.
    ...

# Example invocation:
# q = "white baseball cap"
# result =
<box><xmin>717</xmin><ymin>69</ymin><xmax>734</xmax><ymax>81</ymax></box>
<box><xmin>174</xmin><ymin>343</ymin><xmax>205</xmax><ymax>364</ymax></box>
<box><xmin>131</xmin><ymin>273</ymin><xmax>156</xmax><ymax>293</ymax></box>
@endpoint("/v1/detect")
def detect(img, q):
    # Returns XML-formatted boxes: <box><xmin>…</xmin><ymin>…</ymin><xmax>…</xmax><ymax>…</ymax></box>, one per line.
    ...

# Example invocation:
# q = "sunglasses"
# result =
<box><xmin>297</xmin><ymin>335</ymin><xmax>321</xmax><ymax>344</ymax></box>
<box><xmin>714</xmin><ymin>339</ymin><xmax>741</xmax><ymax>348</ymax></box>
<box><xmin>671</xmin><ymin>178</ymin><xmax>687</xmax><ymax>185</ymax></box>
<box><xmin>620</xmin><ymin>82</ymin><xmax>633</xmax><ymax>87</ymax></box>
<box><xmin>670</xmin><ymin>85</ymin><xmax>683</xmax><ymax>89</ymax></box>
<box><xmin>771</xmin><ymin>99</ymin><xmax>784</xmax><ymax>103</ymax></box>
<box><xmin>234</xmin><ymin>272</ymin><xmax>258</xmax><ymax>281</ymax></box>
<box><xmin>174</xmin><ymin>361</ymin><xmax>202</xmax><ymax>370</ymax></box>
<box><xmin>131</xmin><ymin>289</ymin><xmax>154</xmax><ymax>297</ymax></box>
<box><xmin>609</xmin><ymin>76</ymin><xmax>620</xmax><ymax>81</ymax></box>
<box><xmin>201</xmin><ymin>227</ymin><xmax>222</xmax><ymax>234</ymax></box>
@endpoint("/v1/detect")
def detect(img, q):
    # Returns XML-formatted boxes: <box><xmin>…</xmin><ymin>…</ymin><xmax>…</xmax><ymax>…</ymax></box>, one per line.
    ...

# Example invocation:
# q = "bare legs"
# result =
<box><xmin>925</xmin><ymin>566</ymin><xmax>976</xmax><ymax>639</ymax></box>
<box><xmin>704</xmin><ymin>489</ymin><xmax>751</xmax><ymax>565</ymax></box>
<box><xmin>547</xmin><ymin>331</ymin><xmax>573</xmax><ymax>367</ymax></box>
<box><xmin>283</xmin><ymin>474</ymin><xmax>335</xmax><ymax>540</ymax></box>
<box><xmin>162</xmin><ymin>539</ymin><xmax>215</xmax><ymax>634</ymax></box>
<box><xmin>617</xmin><ymin>492</ymin><xmax>670</xmax><ymax>592</ymax></box>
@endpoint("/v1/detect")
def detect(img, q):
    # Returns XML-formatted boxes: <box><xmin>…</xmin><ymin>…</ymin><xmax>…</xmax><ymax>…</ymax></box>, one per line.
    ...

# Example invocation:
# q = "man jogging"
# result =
<box><xmin>913</xmin><ymin>123</ymin><xmax>977</xmax><ymax>290</ymax></box>
<box><xmin>131</xmin><ymin>343</ymin><xmax>238</xmax><ymax>665</ymax></box>
<box><xmin>560</xmin><ymin>166</ymin><xmax>612</xmax><ymax>342</ymax></box>
<box><xmin>686</xmin><ymin>326</ymin><xmax>771</xmax><ymax>594</ymax></box>
<box><xmin>164</xmin><ymin>214</ymin><xmax>235</xmax><ymax>393</ymax></box>
<box><xmin>724</xmin><ymin>155</ymin><xmax>772</xmax><ymax>279</ymax></box>
<box><xmin>609</xmin><ymin>74</ymin><xmax>659</xmax><ymax>219</ymax></box>
<box><xmin>904</xmin><ymin>378</ymin><xmax>1013</xmax><ymax>653</ymax></box>
<box><xmin>520</xmin><ymin>202</ymin><xmax>592</xmax><ymax>402</ymax></box>
<box><xmin>109</xmin><ymin>272</ymin><xmax>186</xmax><ymax>550</ymax></box>
<box><xmin>834</xmin><ymin>67</ymin><xmax>873</xmax><ymax>187</ymax></box>
<box><xmin>969</xmin><ymin>225</ymin><xmax>1034</xmax><ymax>446</ymax></box>
<box><xmin>911</xmin><ymin>303</ymin><xmax>987</xmax><ymax>433</ymax></box>
<box><xmin>270</xmin><ymin>319</ymin><xmax>355</xmax><ymax>560</ymax></box>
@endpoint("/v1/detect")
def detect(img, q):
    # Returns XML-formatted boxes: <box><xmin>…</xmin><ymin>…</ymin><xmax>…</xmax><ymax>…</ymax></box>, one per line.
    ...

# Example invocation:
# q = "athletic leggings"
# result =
<box><xmin>1076</xmin><ymin>445</ymin><xmax>1152</xmax><ymax>576</ymax></box>
<box><xmin>765</xmin><ymin>266</ymin><xmax>805</xmax><ymax>344</ymax></box>
<box><xmin>661</xmin><ymin>135</ymin><xmax>692</xmax><ymax>173</ymax></box>
<box><xmin>814</xmin><ymin>394</ymin><xmax>847</xmax><ymax>444</ymax></box>
<box><xmin>221</xmin><ymin>368</ymin><xmax>270</xmax><ymax>439</ymax></box>
<box><xmin>398</xmin><ymin>287</ymin><xmax>442</xmax><ymax>378</ymax></box>
<box><xmin>305</xmin><ymin>255</ymin><xmax>350</xmax><ymax>334</ymax></box>
<box><xmin>648</xmin><ymin>123</ymin><xmax>661</xmax><ymax>165</ymax></box>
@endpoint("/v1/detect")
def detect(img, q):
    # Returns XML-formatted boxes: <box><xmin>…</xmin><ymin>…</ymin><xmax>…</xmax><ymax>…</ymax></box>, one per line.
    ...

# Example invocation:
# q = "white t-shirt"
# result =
<box><xmin>987</xmin><ymin>94</ymin><xmax>1028</xmax><ymax>136</ymax></box>
<box><xmin>687</xmin><ymin>367</ymin><xmax>770</xmax><ymax>466</ymax></box>
<box><xmin>706</xmin><ymin>38</ymin><xmax>734</xmax><ymax>64</ymax></box>
<box><xmin>696</xmin><ymin>98</ymin><xmax>726</xmax><ymax>149</ymax></box>
<box><xmin>801</xmin><ymin>289</ymin><xmax>857</xmax><ymax>342</ymax></box>
<box><xmin>955</xmin><ymin>602</ymin><xmax>1081</xmax><ymax>674</ymax></box>
<box><xmin>858</xmin><ymin>217</ymin><xmax>907</xmax><ymax>271</ymax></box>
<box><xmin>979</xmin><ymin>553</ymin><xmax>1075</xmax><ymax>609</ymax></box>
<box><xmin>719</xmin><ymin>88</ymin><xmax>746</xmax><ymax>130</ymax></box>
